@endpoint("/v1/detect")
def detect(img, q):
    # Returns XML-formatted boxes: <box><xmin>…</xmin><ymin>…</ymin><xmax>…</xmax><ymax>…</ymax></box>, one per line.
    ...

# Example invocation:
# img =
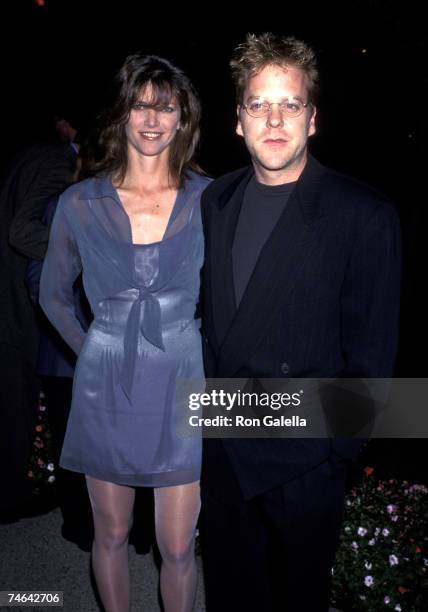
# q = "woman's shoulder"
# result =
<box><xmin>59</xmin><ymin>175</ymin><xmax>112</xmax><ymax>210</ymax></box>
<box><xmin>55</xmin><ymin>177</ymin><xmax>105</xmax><ymax>226</ymax></box>
<box><xmin>185</xmin><ymin>171</ymin><xmax>213</xmax><ymax>192</ymax></box>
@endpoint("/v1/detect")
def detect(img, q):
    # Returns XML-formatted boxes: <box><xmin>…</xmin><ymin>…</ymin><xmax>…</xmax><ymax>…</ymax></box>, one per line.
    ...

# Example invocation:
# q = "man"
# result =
<box><xmin>8</xmin><ymin>113</ymin><xmax>80</xmax><ymax>260</ymax></box>
<box><xmin>0</xmin><ymin>111</ymin><xmax>80</xmax><ymax>521</ymax></box>
<box><xmin>199</xmin><ymin>33</ymin><xmax>401</xmax><ymax>611</ymax></box>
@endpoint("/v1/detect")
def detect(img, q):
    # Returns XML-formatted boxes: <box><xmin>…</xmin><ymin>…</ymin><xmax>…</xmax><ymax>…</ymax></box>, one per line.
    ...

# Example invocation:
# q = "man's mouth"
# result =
<box><xmin>263</xmin><ymin>138</ymin><xmax>288</xmax><ymax>145</ymax></box>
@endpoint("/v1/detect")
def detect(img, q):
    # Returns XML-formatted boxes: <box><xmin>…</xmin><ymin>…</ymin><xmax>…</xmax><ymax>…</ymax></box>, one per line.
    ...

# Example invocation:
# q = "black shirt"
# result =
<box><xmin>232</xmin><ymin>176</ymin><xmax>296</xmax><ymax>305</ymax></box>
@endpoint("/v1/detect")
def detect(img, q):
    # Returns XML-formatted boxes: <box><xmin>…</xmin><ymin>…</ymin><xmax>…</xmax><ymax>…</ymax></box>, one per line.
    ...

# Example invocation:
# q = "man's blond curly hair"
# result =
<box><xmin>230</xmin><ymin>33</ymin><xmax>319</xmax><ymax>105</ymax></box>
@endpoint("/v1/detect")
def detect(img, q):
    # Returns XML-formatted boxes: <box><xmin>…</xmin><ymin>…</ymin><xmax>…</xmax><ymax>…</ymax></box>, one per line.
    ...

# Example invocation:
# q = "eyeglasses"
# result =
<box><xmin>241</xmin><ymin>97</ymin><xmax>309</xmax><ymax>118</ymax></box>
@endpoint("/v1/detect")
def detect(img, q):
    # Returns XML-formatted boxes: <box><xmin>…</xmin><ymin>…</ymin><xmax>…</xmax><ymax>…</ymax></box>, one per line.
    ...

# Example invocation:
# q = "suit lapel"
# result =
<box><xmin>209</xmin><ymin>168</ymin><xmax>253</xmax><ymax>346</ymax></box>
<box><xmin>215</xmin><ymin>156</ymin><xmax>327</xmax><ymax>376</ymax></box>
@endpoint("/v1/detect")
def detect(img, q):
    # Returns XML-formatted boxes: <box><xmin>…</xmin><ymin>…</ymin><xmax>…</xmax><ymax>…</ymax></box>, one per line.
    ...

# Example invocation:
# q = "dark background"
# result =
<box><xmin>2</xmin><ymin>0</ymin><xmax>427</xmax><ymax>480</ymax></box>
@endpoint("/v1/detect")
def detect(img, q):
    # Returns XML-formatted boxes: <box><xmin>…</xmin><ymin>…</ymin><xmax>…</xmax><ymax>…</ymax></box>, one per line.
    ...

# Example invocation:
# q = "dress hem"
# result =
<box><xmin>59</xmin><ymin>461</ymin><xmax>200</xmax><ymax>487</ymax></box>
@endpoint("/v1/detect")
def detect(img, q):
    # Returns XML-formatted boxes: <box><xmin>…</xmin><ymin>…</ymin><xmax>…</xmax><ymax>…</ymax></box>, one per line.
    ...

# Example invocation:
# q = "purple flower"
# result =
<box><xmin>358</xmin><ymin>527</ymin><xmax>368</xmax><ymax>537</ymax></box>
<box><xmin>382</xmin><ymin>528</ymin><xmax>390</xmax><ymax>537</ymax></box>
<box><xmin>391</xmin><ymin>515</ymin><xmax>399</xmax><ymax>522</ymax></box>
<box><xmin>364</xmin><ymin>575</ymin><xmax>374</xmax><ymax>587</ymax></box>
<box><xmin>394</xmin><ymin>605</ymin><xmax>402</xmax><ymax>611</ymax></box>
<box><xmin>374</xmin><ymin>527</ymin><xmax>381</xmax><ymax>536</ymax></box>
<box><xmin>351</xmin><ymin>541</ymin><xmax>359</xmax><ymax>551</ymax></box>
<box><xmin>389</xmin><ymin>554</ymin><xmax>399</xmax><ymax>566</ymax></box>
<box><xmin>387</xmin><ymin>504</ymin><xmax>397</xmax><ymax>514</ymax></box>
<box><xmin>384</xmin><ymin>596</ymin><xmax>391</xmax><ymax>604</ymax></box>
<box><xmin>368</xmin><ymin>538</ymin><xmax>376</xmax><ymax>546</ymax></box>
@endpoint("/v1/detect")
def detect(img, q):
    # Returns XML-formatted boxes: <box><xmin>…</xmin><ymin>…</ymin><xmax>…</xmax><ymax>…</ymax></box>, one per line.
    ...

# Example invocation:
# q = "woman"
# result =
<box><xmin>40</xmin><ymin>53</ymin><xmax>210</xmax><ymax>612</ymax></box>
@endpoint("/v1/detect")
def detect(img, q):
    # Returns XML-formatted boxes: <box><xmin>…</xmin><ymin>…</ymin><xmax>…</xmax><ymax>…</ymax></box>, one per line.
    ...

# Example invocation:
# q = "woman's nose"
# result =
<box><xmin>144</xmin><ymin>108</ymin><xmax>159</xmax><ymax>126</ymax></box>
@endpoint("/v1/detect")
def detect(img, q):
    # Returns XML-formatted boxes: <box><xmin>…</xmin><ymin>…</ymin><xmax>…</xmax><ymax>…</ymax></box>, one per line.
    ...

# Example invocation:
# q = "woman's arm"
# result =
<box><xmin>39</xmin><ymin>196</ymin><xmax>86</xmax><ymax>355</ymax></box>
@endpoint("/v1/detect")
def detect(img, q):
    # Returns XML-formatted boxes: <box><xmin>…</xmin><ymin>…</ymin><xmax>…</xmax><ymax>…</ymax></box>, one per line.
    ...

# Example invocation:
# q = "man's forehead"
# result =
<box><xmin>244</xmin><ymin>64</ymin><xmax>308</xmax><ymax>94</ymax></box>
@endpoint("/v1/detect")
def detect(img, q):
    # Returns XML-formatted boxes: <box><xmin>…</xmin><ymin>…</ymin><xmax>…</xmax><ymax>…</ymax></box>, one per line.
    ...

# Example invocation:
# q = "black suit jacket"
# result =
<box><xmin>200</xmin><ymin>155</ymin><xmax>401</xmax><ymax>499</ymax></box>
<box><xmin>8</xmin><ymin>143</ymin><xmax>77</xmax><ymax>260</ymax></box>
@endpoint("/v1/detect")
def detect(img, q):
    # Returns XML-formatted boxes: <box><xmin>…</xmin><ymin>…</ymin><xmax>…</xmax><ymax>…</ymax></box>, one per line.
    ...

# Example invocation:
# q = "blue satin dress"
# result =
<box><xmin>40</xmin><ymin>172</ymin><xmax>209</xmax><ymax>486</ymax></box>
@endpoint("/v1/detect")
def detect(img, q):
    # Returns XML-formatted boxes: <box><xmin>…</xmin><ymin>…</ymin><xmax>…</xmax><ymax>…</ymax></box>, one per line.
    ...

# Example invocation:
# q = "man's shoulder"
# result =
<box><xmin>320</xmin><ymin>163</ymin><xmax>393</xmax><ymax>215</ymax></box>
<box><xmin>301</xmin><ymin>157</ymin><xmax>399</xmax><ymax>232</ymax></box>
<box><xmin>202</xmin><ymin>166</ymin><xmax>252</xmax><ymax>200</ymax></box>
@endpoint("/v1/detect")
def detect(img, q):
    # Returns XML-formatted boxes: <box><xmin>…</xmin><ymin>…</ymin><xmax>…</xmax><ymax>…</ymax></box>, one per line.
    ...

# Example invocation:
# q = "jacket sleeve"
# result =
<box><xmin>341</xmin><ymin>202</ymin><xmax>401</xmax><ymax>377</ymax></box>
<box><xmin>39</xmin><ymin>196</ymin><xmax>86</xmax><ymax>354</ymax></box>
<box><xmin>333</xmin><ymin>202</ymin><xmax>401</xmax><ymax>462</ymax></box>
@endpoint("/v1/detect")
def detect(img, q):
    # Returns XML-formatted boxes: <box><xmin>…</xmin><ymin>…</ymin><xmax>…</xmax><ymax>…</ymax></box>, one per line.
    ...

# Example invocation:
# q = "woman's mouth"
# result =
<box><xmin>140</xmin><ymin>132</ymin><xmax>163</xmax><ymax>140</ymax></box>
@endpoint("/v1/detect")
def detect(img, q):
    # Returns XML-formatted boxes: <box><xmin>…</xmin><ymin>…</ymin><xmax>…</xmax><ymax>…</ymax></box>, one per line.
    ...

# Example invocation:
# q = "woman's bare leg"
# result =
<box><xmin>86</xmin><ymin>476</ymin><xmax>135</xmax><ymax>612</ymax></box>
<box><xmin>154</xmin><ymin>481</ymin><xmax>200</xmax><ymax>612</ymax></box>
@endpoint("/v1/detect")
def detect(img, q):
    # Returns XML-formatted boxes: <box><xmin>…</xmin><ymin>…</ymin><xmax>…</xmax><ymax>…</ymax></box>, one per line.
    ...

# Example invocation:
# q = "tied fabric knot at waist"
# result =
<box><xmin>121</xmin><ymin>285</ymin><xmax>164</xmax><ymax>401</ymax></box>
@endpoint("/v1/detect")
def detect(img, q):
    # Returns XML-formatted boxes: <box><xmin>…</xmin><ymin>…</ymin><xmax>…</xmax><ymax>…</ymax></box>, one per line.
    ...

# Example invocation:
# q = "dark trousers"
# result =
<box><xmin>0</xmin><ymin>348</ymin><xmax>39</xmax><ymax>517</ymax></box>
<box><xmin>43</xmin><ymin>376</ymin><xmax>94</xmax><ymax>542</ymax></box>
<box><xmin>200</xmin><ymin>456</ymin><xmax>347</xmax><ymax>612</ymax></box>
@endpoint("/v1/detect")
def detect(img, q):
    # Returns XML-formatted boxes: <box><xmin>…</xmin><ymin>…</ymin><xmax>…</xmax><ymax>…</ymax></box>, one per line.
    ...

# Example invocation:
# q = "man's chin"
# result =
<box><xmin>255</xmin><ymin>158</ymin><xmax>292</xmax><ymax>173</ymax></box>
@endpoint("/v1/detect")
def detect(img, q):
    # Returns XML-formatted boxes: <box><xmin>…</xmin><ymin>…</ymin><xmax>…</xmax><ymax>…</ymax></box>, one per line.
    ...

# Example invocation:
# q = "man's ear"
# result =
<box><xmin>308</xmin><ymin>106</ymin><xmax>317</xmax><ymax>137</ymax></box>
<box><xmin>236</xmin><ymin>106</ymin><xmax>244</xmax><ymax>137</ymax></box>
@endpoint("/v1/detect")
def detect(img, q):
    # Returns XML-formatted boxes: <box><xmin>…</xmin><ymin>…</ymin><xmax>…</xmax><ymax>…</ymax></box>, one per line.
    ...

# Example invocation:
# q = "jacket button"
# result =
<box><xmin>280</xmin><ymin>362</ymin><xmax>290</xmax><ymax>375</ymax></box>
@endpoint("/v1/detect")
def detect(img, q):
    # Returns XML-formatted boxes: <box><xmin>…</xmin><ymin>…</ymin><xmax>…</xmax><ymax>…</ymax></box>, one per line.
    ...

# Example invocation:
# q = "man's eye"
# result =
<box><xmin>249</xmin><ymin>101</ymin><xmax>265</xmax><ymax>112</ymax></box>
<box><xmin>285</xmin><ymin>103</ymin><xmax>300</xmax><ymax>112</ymax></box>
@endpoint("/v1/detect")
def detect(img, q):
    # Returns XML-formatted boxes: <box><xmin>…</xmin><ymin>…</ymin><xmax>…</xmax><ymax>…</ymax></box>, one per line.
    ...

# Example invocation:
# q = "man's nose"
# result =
<box><xmin>266</xmin><ymin>103</ymin><xmax>284</xmax><ymax>128</ymax></box>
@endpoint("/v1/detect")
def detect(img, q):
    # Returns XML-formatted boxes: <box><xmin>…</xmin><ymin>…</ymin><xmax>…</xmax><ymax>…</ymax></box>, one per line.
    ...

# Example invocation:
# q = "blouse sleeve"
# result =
<box><xmin>39</xmin><ymin>196</ymin><xmax>86</xmax><ymax>354</ymax></box>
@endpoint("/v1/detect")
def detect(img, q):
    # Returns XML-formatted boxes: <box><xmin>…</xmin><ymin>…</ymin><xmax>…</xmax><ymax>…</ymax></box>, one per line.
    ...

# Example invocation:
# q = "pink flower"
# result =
<box><xmin>387</xmin><ymin>504</ymin><xmax>397</xmax><ymax>514</ymax></box>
